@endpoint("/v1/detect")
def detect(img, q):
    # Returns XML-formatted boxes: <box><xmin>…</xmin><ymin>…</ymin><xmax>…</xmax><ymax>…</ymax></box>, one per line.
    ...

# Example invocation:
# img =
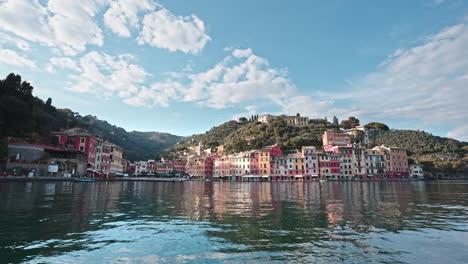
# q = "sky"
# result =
<box><xmin>0</xmin><ymin>0</ymin><xmax>467</xmax><ymax>141</ymax></box>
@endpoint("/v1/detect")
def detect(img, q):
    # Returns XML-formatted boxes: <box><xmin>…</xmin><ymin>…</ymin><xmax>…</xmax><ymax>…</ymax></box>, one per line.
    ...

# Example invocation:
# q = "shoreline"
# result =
<box><xmin>0</xmin><ymin>176</ymin><xmax>466</xmax><ymax>182</ymax></box>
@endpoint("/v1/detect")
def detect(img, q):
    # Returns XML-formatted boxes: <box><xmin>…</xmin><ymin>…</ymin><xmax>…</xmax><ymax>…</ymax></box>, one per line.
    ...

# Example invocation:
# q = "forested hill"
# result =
<box><xmin>172</xmin><ymin>117</ymin><xmax>337</xmax><ymax>154</ymax></box>
<box><xmin>0</xmin><ymin>73</ymin><xmax>181</xmax><ymax>161</ymax></box>
<box><xmin>375</xmin><ymin>130</ymin><xmax>467</xmax><ymax>160</ymax></box>
<box><xmin>170</xmin><ymin>116</ymin><xmax>468</xmax><ymax>162</ymax></box>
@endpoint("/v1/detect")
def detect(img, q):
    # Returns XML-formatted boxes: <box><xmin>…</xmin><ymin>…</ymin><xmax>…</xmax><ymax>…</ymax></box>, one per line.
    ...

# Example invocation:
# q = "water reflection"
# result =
<box><xmin>0</xmin><ymin>181</ymin><xmax>467</xmax><ymax>263</ymax></box>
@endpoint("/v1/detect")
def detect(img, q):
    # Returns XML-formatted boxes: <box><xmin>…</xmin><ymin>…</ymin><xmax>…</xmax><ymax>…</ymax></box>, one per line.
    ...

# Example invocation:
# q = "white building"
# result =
<box><xmin>344</xmin><ymin>126</ymin><xmax>370</xmax><ymax>144</ymax></box>
<box><xmin>410</xmin><ymin>164</ymin><xmax>424</xmax><ymax>179</ymax></box>
<box><xmin>302</xmin><ymin>146</ymin><xmax>319</xmax><ymax>179</ymax></box>
<box><xmin>364</xmin><ymin>149</ymin><xmax>385</xmax><ymax>178</ymax></box>
<box><xmin>135</xmin><ymin>161</ymin><xmax>148</xmax><ymax>176</ymax></box>
<box><xmin>258</xmin><ymin>114</ymin><xmax>275</xmax><ymax>123</ymax></box>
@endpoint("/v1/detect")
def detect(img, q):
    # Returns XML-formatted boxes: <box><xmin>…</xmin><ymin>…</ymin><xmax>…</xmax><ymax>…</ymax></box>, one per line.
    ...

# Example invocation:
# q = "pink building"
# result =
<box><xmin>302</xmin><ymin>146</ymin><xmax>319</xmax><ymax>180</ymax></box>
<box><xmin>322</xmin><ymin>130</ymin><xmax>352</xmax><ymax>146</ymax></box>
<box><xmin>173</xmin><ymin>159</ymin><xmax>186</xmax><ymax>175</ymax></box>
<box><xmin>325</xmin><ymin>145</ymin><xmax>355</xmax><ymax>179</ymax></box>
<box><xmin>187</xmin><ymin>155</ymin><xmax>217</xmax><ymax>179</ymax></box>
<box><xmin>249</xmin><ymin>151</ymin><xmax>260</xmax><ymax>175</ymax></box>
<box><xmin>52</xmin><ymin>128</ymin><xmax>98</xmax><ymax>168</ymax></box>
<box><xmin>373</xmin><ymin>146</ymin><xmax>409</xmax><ymax>178</ymax></box>
<box><xmin>318</xmin><ymin>152</ymin><xmax>341</xmax><ymax>179</ymax></box>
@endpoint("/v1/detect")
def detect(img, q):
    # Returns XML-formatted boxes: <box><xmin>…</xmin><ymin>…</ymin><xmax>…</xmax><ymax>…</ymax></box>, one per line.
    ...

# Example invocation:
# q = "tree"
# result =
<box><xmin>351</xmin><ymin>130</ymin><xmax>365</xmax><ymax>144</ymax></box>
<box><xmin>239</xmin><ymin>117</ymin><xmax>248</xmax><ymax>123</ymax></box>
<box><xmin>340</xmin><ymin>117</ymin><xmax>360</xmax><ymax>129</ymax></box>
<box><xmin>365</xmin><ymin>122</ymin><xmax>389</xmax><ymax>131</ymax></box>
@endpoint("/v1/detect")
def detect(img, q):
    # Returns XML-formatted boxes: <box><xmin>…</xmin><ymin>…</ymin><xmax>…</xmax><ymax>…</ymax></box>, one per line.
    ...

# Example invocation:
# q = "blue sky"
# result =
<box><xmin>0</xmin><ymin>0</ymin><xmax>467</xmax><ymax>141</ymax></box>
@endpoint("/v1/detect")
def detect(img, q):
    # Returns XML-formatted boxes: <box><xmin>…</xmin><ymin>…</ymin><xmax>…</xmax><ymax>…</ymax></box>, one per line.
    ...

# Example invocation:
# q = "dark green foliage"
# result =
<box><xmin>0</xmin><ymin>73</ymin><xmax>182</xmax><ymax>162</ymax></box>
<box><xmin>173</xmin><ymin>117</ymin><xmax>334</xmax><ymax>155</ymax></box>
<box><xmin>340</xmin><ymin>117</ymin><xmax>360</xmax><ymax>129</ymax></box>
<box><xmin>366</xmin><ymin>122</ymin><xmax>390</xmax><ymax>131</ymax></box>
<box><xmin>375</xmin><ymin>130</ymin><xmax>468</xmax><ymax>160</ymax></box>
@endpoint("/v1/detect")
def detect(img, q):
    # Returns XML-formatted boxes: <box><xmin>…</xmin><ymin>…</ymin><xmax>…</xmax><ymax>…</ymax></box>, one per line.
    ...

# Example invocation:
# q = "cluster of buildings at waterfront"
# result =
<box><xmin>131</xmin><ymin>130</ymin><xmax>423</xmax><ymax>181</ymax></box>
<box><xmin>5</xmin><ymin>125</ymin><xmax>424</xmax><ymax>180</ymax></box>
<box><xmin>5</xmin><ymin>128</ymin><xmax>126</xmax><ymax>177</ymax></box>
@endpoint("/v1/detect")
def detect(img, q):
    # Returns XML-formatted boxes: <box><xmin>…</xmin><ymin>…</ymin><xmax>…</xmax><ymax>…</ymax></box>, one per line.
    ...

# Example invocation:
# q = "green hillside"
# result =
<box><xmin>375</xmin><ymin>130</ymin><xmax>467</xmax><ymax>160</ymax></box>
<box><xmin>0</xmin><ymin>73</ymin><xmax>181</xmax><ymax>161</ymax></box>
<box><xmin>169</xmin><ymin>116</ymin><xmax>468</xmax><ymax>163</ymax></box>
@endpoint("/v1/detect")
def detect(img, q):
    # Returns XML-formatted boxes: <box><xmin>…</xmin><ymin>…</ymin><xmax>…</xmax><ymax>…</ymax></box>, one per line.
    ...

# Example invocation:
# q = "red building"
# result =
<box><xmin>187</xmin><ymin>155</ymin><xmax>218</xmax><ymax>179</ymax></box>
<box><xmin>318</xmin><ymin>152</ymin><xmax>341</xmax><ymax>179</ymax></box>
<box><xmin>173</xmin><ymin>159</ymin><xmax>186</xmax><ymax>175</ymax></box>
<box><xmin>52</xmin><ymin>128</ymin><xmax>98</xmax><ymax>169</ymax></box>
<box><xmin>249</xmin><ymin>151</ymin><xmax>260</xmax><ymax>175</ymax></box>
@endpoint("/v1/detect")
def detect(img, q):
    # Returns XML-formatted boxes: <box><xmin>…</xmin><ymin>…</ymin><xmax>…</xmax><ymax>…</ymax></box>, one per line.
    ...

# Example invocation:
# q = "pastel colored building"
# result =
<box><xmin>249</xmin><ymin>151</ymin><xmax>260</xmax><ymax>175</ymax></box>
<box><xmin>318</xmin><ymin>152</ymin><xmax>341</xmax><ymax>179</ymax></box>
<box><xmin>302</xmin><ymin>146</ymin><xmax>319</xmax><ymax>180</ymax></box>
<box><xmin>106</xmin><ymin>142</ymin><xmax>124</xmax><ymax>175</ymax></box>
<box><xmin>373</xmin><ymin>146</ymin><xmax>409</xmax><ymax>178</ymax></box>
<box><xmin>364</xmin><ymin>149</ymin><xmax>385</xmax><ymax>178</ymax></box>
<box><xmin>273</xmin><ymin>155</ymin><xmax>288</xmax><ymax>180</ymax></box>
<box><xmin>283</xmin><ymin>113</ymin><xmax>309</xmax><ymax>126</ymax></box>
<box><xmin>258</xmin><ymin>145</ymin><xmax>283</xmax><ymax>176</ymax></box>
<box><xmin>188</xmin><ymin>155</ymin><xmax>217</xmax><ymax>179</ymax></box>
<box><xmin>147</xmin><ymin>159</ymin><xmax>156</xmax><ymax>175</ymax></box>
<box><xmin>322</xmin><ymin>130</ymin><xmax>352</xmax><ymax>146</ymax></box>
<box><xmin>325</xmin><ymin>145</ymin><xmax>355</xmax><ymax>179</ymax></box>
<box><xmin>95</xmin><ymin>139</ymin><xmax>110</xmax><ymax>174</ymax></box>
<box><xmin>258</xmin><ymin>114</ymin><xmax>275</xmax><ymax>123</ymax></box>
<box><xmin>352</xmin><ymin>145</ymin><xmax>367</xmax><ymax>179</ymax></box>
<box><xmin>52</xmin><ymin>128</ymin><xmax>98</xmax><ymax>168</ymax></box>
<box><xmin>135</xmin><ymin>161</ymin><xmax>148</xmax><ymax>176</ymax></box>
<box><xmin>214</xmin><ymin>156</ymin><xmax>231</xmax><ymax>178</ymax></box>
<box><xmin>173</xmin><ymin>159</ymin><xmax>187</xmax><ymax>175</ymax></box>
<box><xmin>410</xmin><ymin>164</ymin><xmax>424</xmax><ymax>179</ymax></box>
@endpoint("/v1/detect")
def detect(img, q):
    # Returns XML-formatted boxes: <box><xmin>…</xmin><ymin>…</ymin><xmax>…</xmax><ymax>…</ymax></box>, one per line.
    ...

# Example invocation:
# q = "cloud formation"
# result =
<box><xmin>122</xmin><ymin>48</ymin><xmax>297</xmax><ymax>108</ymax></box>
<box><xmin>66</xmin><ymin>51</ymin><xmax>149</xmax><ymax>99</ymax></box>
<box><xmin>103</xmin><ymin>0</ymin><xmax>157</xmax><ymax>37</ymax></box>
<box><xmin>0</xmin><ymin>0</ymin><xmax>105</xmax><ymax>56</ymax></box>
<box><xmin>0</xmin><ymin>0</ymin><xmax>210</xmax><ymax>55</ymax></box>
<box><xmin>0</xmin><ymin>49</ymin><xmax>36</xmax><ymax>69</ymax></box>
<box><xmin>137</xmin><ymin>8</ymin><xmax>210</xmax><ymax>54</ymax></box>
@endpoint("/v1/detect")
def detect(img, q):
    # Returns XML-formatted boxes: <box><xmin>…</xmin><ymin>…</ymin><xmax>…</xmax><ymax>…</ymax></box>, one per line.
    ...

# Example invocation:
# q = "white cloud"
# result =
<box><xmin>137</xmin><ymin>8</ymin><xmax>210</xmax><ymax>54</ymax></box>
<box><xmin>124</xmin><ymin>81</ymin><xmax>183</xmax><ymax>107</ymax></box>
<box><xmin>46</xmin><ymin>57</ymin><xmax>80</xmax><ymax>72</ymax></box>
<box><xmin>0</xmin><ymin>49</ymin><xmax>37</xmax><ymax>69</ymax></box>
<box><xmin>447</xmin><ymin>124</ymin><xmax>468</xmax><ymax>142</ymax></box>
<box><xmin>184</xmin><ymin>49</ymin><xmax>295</xmax><ymax>108</ymax></box>
<box><xmin>297</xmin><ymin>23</ymin><xmax>468</xmax><ymax>141</ymax></box>
<box><xmin>0</xmin><ymin>0</ymin><xmax>105</xmax><ymax>56</ymax></box>
<box><xmin>0</xmin><ymin>32</ymin><xmax>30</xmax><ymax>50</ymax></box>
<box><xmin>66</xmin><ymin>51</ymin><xmax>149</xmax><ymax>98</ymax></box>
<box><xmin>103</xmin><ymin>0</ymin><xmax>157</xmax><ymax>37</ymax></box>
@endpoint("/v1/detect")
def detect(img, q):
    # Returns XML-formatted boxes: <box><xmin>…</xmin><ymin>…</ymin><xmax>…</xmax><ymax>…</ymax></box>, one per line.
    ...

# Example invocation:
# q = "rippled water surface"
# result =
<box><xmin>0</xmin><ymin>181</ymin><xmax>467</xmax><ymax>263</ymax></box>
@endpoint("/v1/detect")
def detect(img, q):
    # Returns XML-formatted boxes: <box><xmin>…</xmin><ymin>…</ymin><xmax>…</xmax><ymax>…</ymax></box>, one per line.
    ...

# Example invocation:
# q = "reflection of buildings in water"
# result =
<box><xmin>326</xmin><ymin>202</ymin><xmax>344</xmax><ymax>227</ymax></box>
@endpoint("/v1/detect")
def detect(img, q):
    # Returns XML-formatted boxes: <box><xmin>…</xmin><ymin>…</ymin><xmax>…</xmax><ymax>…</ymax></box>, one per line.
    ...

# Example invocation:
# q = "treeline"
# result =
<box><xmin>0</xmin><ymin>73</ymin><xmax>182</xmax><ymax>161</ymax></box>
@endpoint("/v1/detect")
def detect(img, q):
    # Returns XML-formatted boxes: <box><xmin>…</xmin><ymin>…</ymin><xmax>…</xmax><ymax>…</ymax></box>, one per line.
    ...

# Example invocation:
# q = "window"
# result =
<box><xmin>81</xmin><ymin>138</ymin><xmax>85</xmax><ymax>143</ymax></box>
